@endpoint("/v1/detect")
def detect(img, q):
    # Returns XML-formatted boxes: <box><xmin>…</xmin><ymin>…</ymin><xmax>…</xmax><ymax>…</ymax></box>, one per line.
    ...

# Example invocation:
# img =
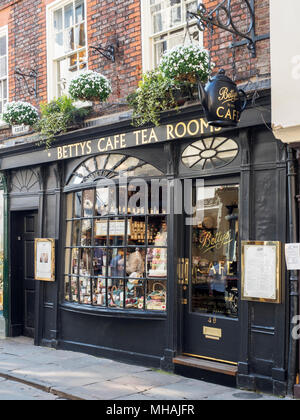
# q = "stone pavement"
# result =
<box><xmin>0</xmin><ymin>337</ymin><xmax>292</xmax><ymax>401</ymax></box>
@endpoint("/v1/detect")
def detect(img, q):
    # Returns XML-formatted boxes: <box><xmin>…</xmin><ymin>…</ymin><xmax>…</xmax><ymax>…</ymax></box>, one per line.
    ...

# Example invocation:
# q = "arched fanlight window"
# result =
<box><xmin>68</xmin><ymin>154</ymin><xmax>163</xmax><ymax>186</ymax></box>
<box><xmin>182</xmin><ymin>137</ymin><xmax>239</xmax><ymax>171</ymax></box>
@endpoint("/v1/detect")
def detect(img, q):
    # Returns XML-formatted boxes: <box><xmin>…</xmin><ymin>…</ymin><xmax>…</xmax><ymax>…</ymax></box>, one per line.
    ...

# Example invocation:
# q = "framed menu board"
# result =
<box><xmin>241</xmin><ymin>241</ymin><xmax>281</xmax><ymax>303</ymax></box>
<box><xmin>35</xmin><ymin>238</ymin><xmax>55</xmax><ymax>282</ymax></box>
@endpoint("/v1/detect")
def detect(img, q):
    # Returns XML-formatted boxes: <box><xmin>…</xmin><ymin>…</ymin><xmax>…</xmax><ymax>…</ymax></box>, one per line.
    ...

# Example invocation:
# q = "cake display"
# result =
<box><xmin>148</xmin><ymin>224</ymin><xmax>167</xmax><ymax>278</ymax></box>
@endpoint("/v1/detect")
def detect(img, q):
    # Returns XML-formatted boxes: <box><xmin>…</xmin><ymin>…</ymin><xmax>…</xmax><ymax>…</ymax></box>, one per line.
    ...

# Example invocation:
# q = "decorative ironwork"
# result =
<box><xmin>90</xmin><ymin>43</ymin><xmax>117</xmax><ymax>62</ymax></box>
<box><xmin>182</xmin><ymin>137</ymin><xmax>239</xmax><ymax>170</ymax></box>
<box><xmin>15</xmin><ymin>67</ymin><xmax>38</xmax><ymax>98</ymax></box>
<box><xmin>187</xmin><ymin>0</ymin><xmax>269</xmax><ymax>58</ymax></box>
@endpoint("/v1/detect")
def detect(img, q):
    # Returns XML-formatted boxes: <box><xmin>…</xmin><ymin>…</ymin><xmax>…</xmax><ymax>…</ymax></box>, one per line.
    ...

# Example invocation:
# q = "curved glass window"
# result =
<box><xmin>64</xmin><ymin>154</ymin><xmax>167</xmax><ymax>313</ymax></box>
<box><xmin>68</xmin><ymin>154</ymin><xmax>163</xmax><ymax>186</ymax></box>
<box><xmin>182</xmin><ymin>137</ymin><xmax>239</xmax><ymax>171</ymax></box>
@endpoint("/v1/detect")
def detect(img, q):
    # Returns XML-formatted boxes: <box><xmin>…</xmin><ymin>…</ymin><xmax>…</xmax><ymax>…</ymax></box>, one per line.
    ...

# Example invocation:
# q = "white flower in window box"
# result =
<box><xmin>69</xmin><ymin>71</ymin><xmax>112</xmax><ymax>103</ymax></box>
<box><xmin>2</xmin><ymin>101</ymin><xmax>39</xmax><ymax>128</ymax></box>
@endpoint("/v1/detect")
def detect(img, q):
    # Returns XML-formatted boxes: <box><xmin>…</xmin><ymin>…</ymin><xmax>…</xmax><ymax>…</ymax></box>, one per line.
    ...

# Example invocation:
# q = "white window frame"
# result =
<box><xmin>46</xmin><ymin>0</ymin><xmax>88</xmax><ymax>101</ymax></box>
<box><xmin>0</xmin><ymin>25</ymin><xmax>8</xmax><ymax>127</ymax></box>
<box><xmin>141</xmin><ymin>0</ymin><xmax>202</xmax><ymax>72</ymax></box>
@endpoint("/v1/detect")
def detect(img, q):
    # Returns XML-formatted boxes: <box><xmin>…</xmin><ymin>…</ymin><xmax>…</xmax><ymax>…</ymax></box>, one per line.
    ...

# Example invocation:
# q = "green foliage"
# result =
<box><xmin>127</xmin><ymin>70</ymin><xmax>178</xmax><ymax>127</ymax></box>
<box><xmin>35</xmin><ymin>96</ymin><xmax>91</xmax><ymax>149</ymax></box>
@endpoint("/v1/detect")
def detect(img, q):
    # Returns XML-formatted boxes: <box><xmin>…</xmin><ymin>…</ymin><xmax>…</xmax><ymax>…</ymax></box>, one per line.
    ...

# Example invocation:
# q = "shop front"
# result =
<box><xmin>0</xmin><ymin>93</ymin><xmax>290</xmax><ymax>395</ymax></box>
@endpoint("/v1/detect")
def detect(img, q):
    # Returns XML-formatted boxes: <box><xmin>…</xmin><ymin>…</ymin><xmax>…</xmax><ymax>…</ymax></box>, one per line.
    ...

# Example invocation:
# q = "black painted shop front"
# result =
<box><xmin>1</xmin><ymin>95</ymin><xmax>290</xmax><ymax>396</ymax></box>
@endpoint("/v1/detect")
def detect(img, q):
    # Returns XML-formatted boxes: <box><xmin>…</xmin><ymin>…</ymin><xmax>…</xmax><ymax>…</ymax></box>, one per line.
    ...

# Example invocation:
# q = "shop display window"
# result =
<box><xmin>64</xmin><ymin>155</ymin><xmax>167</xmax><ymax>312</ymax></box>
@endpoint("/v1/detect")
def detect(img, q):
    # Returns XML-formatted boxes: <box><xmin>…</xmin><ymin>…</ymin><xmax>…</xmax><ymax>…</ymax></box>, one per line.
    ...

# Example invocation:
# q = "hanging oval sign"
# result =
<box><xmin>199</xmin><ymin>69</ymin><xmax>247</xmax><ymax>128</ymax></box>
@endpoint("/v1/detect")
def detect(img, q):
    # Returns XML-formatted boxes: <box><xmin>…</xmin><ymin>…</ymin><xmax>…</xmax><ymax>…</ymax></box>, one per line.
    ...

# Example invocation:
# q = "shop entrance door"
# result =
<box><xmin>11</xmin><ymin>211</ymin><xmax>38</xmax><ymax>338</ymax></box>
<box><xmin>181</xmin><ymin>183</ymin><xmax>240</xmax><ymax>364</ymax></box>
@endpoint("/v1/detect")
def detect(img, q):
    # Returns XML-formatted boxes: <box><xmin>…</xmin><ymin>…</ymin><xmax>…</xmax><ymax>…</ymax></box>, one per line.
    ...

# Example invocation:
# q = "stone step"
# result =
<box><xmin>173</xmin><ymin>355</ymin><xmax>238</xmax><ymax>377</ymax></box>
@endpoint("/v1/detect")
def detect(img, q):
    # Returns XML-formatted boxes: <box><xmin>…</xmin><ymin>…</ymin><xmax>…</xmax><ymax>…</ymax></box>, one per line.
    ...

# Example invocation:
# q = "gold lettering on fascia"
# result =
<box><xmin>54</xmin><ymin>118</ymin><xmax>223</xmax><ymax>160</ymax></box>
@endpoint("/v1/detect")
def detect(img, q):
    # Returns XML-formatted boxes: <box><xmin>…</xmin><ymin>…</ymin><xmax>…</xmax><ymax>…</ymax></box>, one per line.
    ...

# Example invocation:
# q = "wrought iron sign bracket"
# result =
<box><xmin>90</xmin><ymin>43</ymin><xmax>117</xmax><ymax>62</ymax></box>
<box><xmin>15</xmin><ymin>67</ymin><xmax>38</xmax><ymax>98</ymax></box>
<box><xmin>187</xmin><ymin>0</ymin><xmax>269</xmax><ymax>58</ymax></box>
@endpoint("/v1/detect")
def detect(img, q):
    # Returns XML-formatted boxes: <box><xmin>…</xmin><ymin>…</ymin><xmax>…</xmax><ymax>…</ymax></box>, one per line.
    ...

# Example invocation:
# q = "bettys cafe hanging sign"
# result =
<box><xmin>46</xmin><ymin>117</ymin><xmax>223</xmax><ymax>161</ymax></box>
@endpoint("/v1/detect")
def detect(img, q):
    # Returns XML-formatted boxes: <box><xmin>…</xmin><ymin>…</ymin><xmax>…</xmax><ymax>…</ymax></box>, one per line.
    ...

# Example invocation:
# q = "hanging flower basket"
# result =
<box><xmin>2</xmin><ymin>101</ymin><xmax>39</xmax><ymax>127</ymax></box>
<box><xmin>69</xmin><ymin>71</ymin><xmax>112</xmax><ymax>103</ymax></box>
<box><xmin>159</xmin><ymin>44</ymin><xmax>214</xmax><ymax>84</ymax></box>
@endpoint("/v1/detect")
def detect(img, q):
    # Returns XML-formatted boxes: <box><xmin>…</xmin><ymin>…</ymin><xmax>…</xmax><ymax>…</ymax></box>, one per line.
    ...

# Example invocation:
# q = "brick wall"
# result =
<box><xmin>0</xmin><ymin>0</ymin><xmax>142</xmax><ymax>137</ymax></box>
<box><xmin>202</xmin><ymin>0</ymin><xmax>270</xmax><ymax>86</ymax></box>
<box><xmin>0</xmin><ymin>0</ymin><xmax>270</xmax><ymax>141</ymax></box>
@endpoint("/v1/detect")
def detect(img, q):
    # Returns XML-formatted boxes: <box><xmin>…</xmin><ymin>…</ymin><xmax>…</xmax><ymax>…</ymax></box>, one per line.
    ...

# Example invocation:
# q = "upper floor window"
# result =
<box><xmin>47</xmin><ymin>0</ymin><xmax>87</xmax><ymax>99</ymax></box>
<box><xmin>142</xmin><ymin>0</ymin><xmax>201</xmax><ymax>71</ymax></box>
<box><xmin>0</xmin><ymin>28</ymin><xmax>8</xmax><ymax>119</ymax></box>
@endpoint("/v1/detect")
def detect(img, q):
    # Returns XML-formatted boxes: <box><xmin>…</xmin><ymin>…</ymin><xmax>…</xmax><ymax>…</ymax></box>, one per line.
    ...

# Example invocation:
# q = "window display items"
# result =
<box><xmin>146</xmin><ymin>282</ymin><xmax>167</xmax><ymax>311</ymax></box>
<box><xmin>148</xmin><ymin>221</ymin><xmax>167</xmax><ymax>278</ymax></box>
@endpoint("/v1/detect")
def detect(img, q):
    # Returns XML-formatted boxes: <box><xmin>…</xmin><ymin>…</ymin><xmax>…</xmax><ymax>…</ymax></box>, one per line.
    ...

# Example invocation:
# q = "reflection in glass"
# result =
<box><xmin>191</xmin><ymin>185</ymin><xmax>239</xmax><ymax>318</ymax></box>
<box><xmin>74</xmin><ymin>191</ymin><xmax>82</xmax><ymax>218</ymax></box>
<box><xmin>126</xmin><ymin>248</ymin><xmax>145</xmax><ymax>278</ymax></box>
<box><xmin>108</xmin><ymin>248</ymin><xmax>125</xmax><ymax>278</ymax></box>
<box><xmin>81</xmin><ymin>219</ymin><xmax>92</xmax><ymax>246</ymax></box>
<box><xmin>83</xmin><ymin>190</ymin><xmax>94</xmax><ymax>217</ymax></box>
<box><xmin>93</xmin><ymin>248</ymin><xmax>107</xmax><ymax>277</ymax></box>
<box><xmin>148</xmin><ymin>216</ymin><xmax>167</xmax><ymax>245</ymax></box>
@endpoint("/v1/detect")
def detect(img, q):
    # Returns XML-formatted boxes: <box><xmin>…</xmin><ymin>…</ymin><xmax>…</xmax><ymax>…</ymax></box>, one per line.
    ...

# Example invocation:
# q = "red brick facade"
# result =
<box><xmin>0</xmin><ymin>0</ymin><xmax>270</xmax><ymax>140</ymax></box>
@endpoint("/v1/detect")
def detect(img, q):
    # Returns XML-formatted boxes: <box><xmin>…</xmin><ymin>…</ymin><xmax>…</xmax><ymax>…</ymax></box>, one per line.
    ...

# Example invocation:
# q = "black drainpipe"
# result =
<box><xmin>287</xmin><ymin>146</ymin><xmax>299</xmax><ymax>396</ymax></box>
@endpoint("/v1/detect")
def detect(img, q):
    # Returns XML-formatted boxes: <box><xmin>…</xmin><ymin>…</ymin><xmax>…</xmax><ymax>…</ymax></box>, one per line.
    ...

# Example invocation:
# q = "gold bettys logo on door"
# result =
<box><xmin>199</xmin><ymin>230</ymin><xmax>233</xmax><ymax>254</ymax></box>
<box><xmin>216</xmin><ymin>87</ymin><xmax>240</xmax><ymax>123</ymax></box>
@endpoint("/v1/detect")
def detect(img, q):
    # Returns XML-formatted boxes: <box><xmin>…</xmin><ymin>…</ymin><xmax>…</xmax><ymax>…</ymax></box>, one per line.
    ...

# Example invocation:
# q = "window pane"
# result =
<box><xmin>72</xmin><ymin>219</ymin><xmax>81</xmax><ymax>246</ymax></box>
<box><xmin>71</xmin><ymin>276</ymin><xmax>79</xmax><ymax>303</ymax></box>
<box><xmin>126</xmin><ymin>248</ymin><xmax>146</xmax><ymax>278</ymax></box>
<box><xmin>108</xmin><ymin>279</ymin><xmax>124</xmax><ymax>308</ymax></box>
<box><xmin>146</xmin><ymin>280</ymin><xmax>167</xmax><ymax>311</ymax></box>
<box><xmin>65</xmin><ymin>28</ymin><xmax>75</xmax><ymax>53</ymax></box>
<box><xmin>75</xmin><ymin>23</ymin><xmax>86</xmax><ymax>49</ymax></box>
<box><xmin>74</xmin><ymin>191</ymin><xmax>82</xmax><ymax>218</ymax></box>
<box><xmin>191</xmin><ymin>185</ymin><xmax>239</xmax><ymax>318</ymax></box>
<box><xmin>148</xmin><ymin>216</ymin><xmax>167</xmax><ymax>245</ymax></box>
<box><xmin>64</xmin><ymin>3</ymin><xmax>74</xmax><ymax>29</ymax></box>
<box><xmin>79</xmin><ymin>248</ymin><xmax>92</xmax><ymax>276</ymax></box>
<box><xmin>108</xmin><ymin>218</ymin><xmax>126</xmax><ymax>246</ymax></box>
<box><xmin>80</xmin><ymin>276</ymin><xmax>91</xmax><ymax>304</ymax></box>
<box><xmin>81</xmin><ymin>219</ymin><xmax>92</xmax><ymax>246</ymax></box>
<box><xmin>108</xmin><ymin>248</ymin><xmax>125</xmax><ymax>278</ymax></box>
<box><xmin>83</xmin><ymin>190</ymin><xmax>94</xmax><ymax>217</ymax></box>
<box><xmin>147</xmin><ymin>248</ymin><xmax>167</xmax><ymax>278</ymax></box>
<box><xmin>0</xmin><ymin>56</ymin><xmax>7</xmax><ymax>78</ymax></box>
<box><xmin>93</xmin><ymin>277</ymin><xmax>106</xmax><ymax>306</ymax></box>
<box><xmin>94</xmin><ymin>220</ymin><xmax>108</xmax><ymax>246</ymax></box>
<box><xmin>0</xmin><ymin>36</ymin><xmax>6</xmax><ymax>56</ymax></box>
<box><xmin>93</xmin><ymin>248</ymin><xmax>107</xmax><ymax>276</ymax></box>
<box><xmin>75</xmin><ymin>0</ymin><xmax>85</xmax><ymax>23</ymax></box>
<box><xmin>54</xmin><ymin>9</ymin><xmax>63</xmax><ymax>31</ymax></box>
<box><xmin>55</xmin><ymin>32</ymin><xmax>64</xmax><ymax>58</ymax></box>
<box><xmin>71</xmin><ymin>248</ymin><xmax>79</xmax><ymax>275</ymax></box>
<box><xmin>128</xmin><ymin>217</ymin><xmax>146</xmax><ymax>246</ymax></box>
<box><xmin>126</xmin><ymin>280</ymin><xmax>144</xmax><ymax>309</ymax></box>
